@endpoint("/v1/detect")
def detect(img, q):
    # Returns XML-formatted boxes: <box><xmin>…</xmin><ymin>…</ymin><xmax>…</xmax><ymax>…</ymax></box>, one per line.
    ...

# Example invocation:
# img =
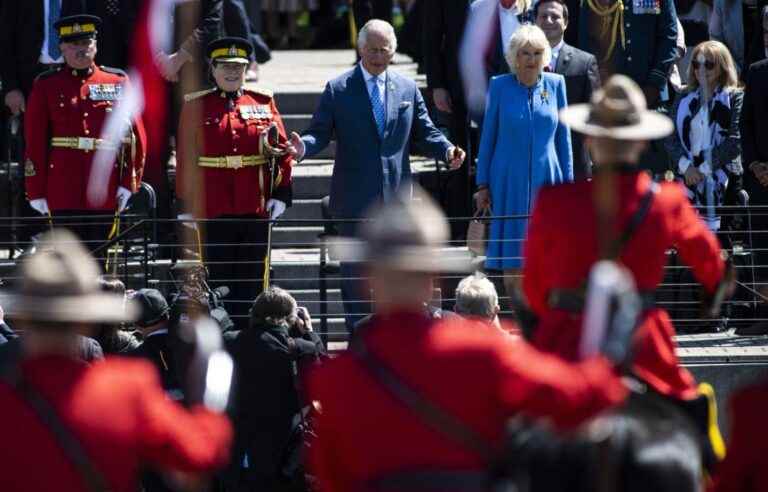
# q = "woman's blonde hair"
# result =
<box><xmin>686</xmin><ymin>40</ymin><xmax>739</xmax><ymax>92</ymax></box>
<box><xmin>504</xmin><ymin>24</ymin><xmax>552</xmax><ymax>75</ymax></box>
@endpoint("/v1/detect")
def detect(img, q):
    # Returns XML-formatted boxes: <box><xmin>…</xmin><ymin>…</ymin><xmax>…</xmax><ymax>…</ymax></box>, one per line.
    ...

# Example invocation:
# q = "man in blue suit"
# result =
<box><xmin>288</xmin><ymin>19</ymin><xmax>466</xmax><ymax>332</ymax></box>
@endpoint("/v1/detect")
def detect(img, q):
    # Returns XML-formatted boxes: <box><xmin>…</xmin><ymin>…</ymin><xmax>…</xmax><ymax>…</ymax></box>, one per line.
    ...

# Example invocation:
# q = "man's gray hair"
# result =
<box><xmin>455</xmin><ymin>274</ymin><xmax>499</xmax><ymax>320</ymax></box>
<box><xmin>358</xmin><ymin>19</ymin><xmax>398</xmax><ymax>52</ymax></box>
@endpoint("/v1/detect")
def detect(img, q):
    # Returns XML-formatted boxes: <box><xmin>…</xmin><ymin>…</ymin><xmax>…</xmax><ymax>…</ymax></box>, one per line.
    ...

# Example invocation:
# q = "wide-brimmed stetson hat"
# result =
<box><xmin>331</xmin><ymin>186</ymin><xmax>471</xmax><ymax>273</ymax></box>
<box><xmin>1</xmin><ymin>229</ymin><xmax>137</xmax><ymax>323</ymax></box>
<box><xmin>560</xmin><ymin>75</ymin><xmax>674</xmax><ymax>140</ymax></box>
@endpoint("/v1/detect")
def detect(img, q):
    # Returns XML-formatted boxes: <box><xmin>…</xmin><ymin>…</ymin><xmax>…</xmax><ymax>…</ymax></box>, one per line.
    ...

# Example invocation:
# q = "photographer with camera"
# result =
<box><xmin>223</xmin><ymin>286</ymin><xmax>326</xmax><ymax>492</ymax></box>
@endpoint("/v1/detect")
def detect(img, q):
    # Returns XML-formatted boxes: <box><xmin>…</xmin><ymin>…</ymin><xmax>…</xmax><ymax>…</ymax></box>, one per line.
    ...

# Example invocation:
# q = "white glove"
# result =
<box><xmin>177</xmin><ymin>213</ymin><xmax>198</xmax><ymax>230</ymax></box>
<box><xmin>116</xmin><ymin>186</ymin><xmax>132</xmax><ymax>212</ymax></box>
<box><xmin>29</xmin><ymin>198</ymin><xmax>50</xmax><ymax>216</ymax></box>
<box><xmin>266</xmin><ymin>199</ymin><xmax>287</xmax><ymax>220</ymax></box>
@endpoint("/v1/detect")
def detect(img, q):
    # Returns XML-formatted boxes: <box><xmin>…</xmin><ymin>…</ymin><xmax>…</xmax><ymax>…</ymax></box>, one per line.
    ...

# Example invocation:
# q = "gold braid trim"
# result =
<box><xmin>584</xmin><ymin>0</ymin><xmax>626</xmax><ymax>63</ymax></box>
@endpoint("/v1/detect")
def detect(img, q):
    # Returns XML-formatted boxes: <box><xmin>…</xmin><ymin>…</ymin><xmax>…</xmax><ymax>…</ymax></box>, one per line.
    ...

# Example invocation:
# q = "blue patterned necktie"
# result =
<box><xmin>370</xmin><ymin>76</ymin><xmax>386</xmax><ymax>137</ymax></box>
<box><xmin>48</xmin><ymin>0</ymin><xmax>61</xmax><ymax>60</ymax></box>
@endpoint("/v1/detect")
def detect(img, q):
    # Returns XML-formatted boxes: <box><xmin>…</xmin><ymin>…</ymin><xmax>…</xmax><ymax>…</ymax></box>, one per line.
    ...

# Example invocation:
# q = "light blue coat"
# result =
<box><xmin>476</xmin><ymin>72</ymin><xmax>573</xmax><ymax>270</ymax></box>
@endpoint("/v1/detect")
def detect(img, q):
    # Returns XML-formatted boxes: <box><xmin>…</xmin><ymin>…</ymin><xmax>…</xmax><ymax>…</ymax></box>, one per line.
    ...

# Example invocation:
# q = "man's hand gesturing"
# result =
<box><xmin>447</xmin><ymin>146</ymin><xmax>466</xmax><ymax>170</ymax></box>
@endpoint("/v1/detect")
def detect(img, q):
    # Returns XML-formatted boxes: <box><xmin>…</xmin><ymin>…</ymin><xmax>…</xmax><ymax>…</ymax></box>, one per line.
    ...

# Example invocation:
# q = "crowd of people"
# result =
<box><xmin>1</xmin><ymin>1</ymin><xmax>768</xmax><ymax>490</ymax></box>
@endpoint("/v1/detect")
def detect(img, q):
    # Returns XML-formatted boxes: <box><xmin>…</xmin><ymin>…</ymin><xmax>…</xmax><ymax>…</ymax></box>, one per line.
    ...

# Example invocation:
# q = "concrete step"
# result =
<box><xmin>293</xmin><ymin>165</ymin><xmax>332</xmax><ymax>199</ymax></box>
<box><xmin>282</xmin><ymin>114</ymin><xmax>313</xmax><ymax>135</ymax></box>
<box><xmin>289</xmin><ymin>288</ymin><xmax>345</xmax><ymax>316</ymax></box>
<box><xmin>272</xmin><ymin>226</ymin><xmax>324</xmax><ymax>247</ymax></box>
<box><xmin>282</xmin><ymin>198</ymin><xmax>323</xmax><ymax>221</ymax></box>
<box><xmin>275</xmin><ymin>92</ymin><xmax>321</xmax><ymax>116</ymax></box>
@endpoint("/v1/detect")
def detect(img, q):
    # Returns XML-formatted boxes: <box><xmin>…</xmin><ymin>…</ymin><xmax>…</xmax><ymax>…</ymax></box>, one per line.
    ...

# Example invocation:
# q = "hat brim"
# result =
<box><xmin>0</xmin><ymin>293</ymin><xmax>138</xmax><ymax>323</ymax></box>
<box><xmin>214</xmin><ymin>57</ymin><xmax>250</xmax><ymax>64</ymax></box>
<box><xmin>560</xmin><ymin>104</ymin><xmax>674</xmax><ymax>140</ymax></box>
<box><xmin>330</xmin><ymin>237</ymin><xmax>473</xmax><ymax>273</ymax></box>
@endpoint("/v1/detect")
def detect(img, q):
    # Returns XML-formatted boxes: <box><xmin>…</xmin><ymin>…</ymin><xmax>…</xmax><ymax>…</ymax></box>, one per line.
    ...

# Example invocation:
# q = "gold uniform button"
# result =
<box><xmin>84</xmin><ymin>112</ymin><xmax>89</xmax><ymax>117</ymax></box>
<box><xmin>59</xmin><ymin>103</ymin><xmax>65</xmax><ymax>107</ymax></box>
<box><xmin>84</xmin><ymin>129</ymin><xmax>90</xmax><ymax>135</ymax></box>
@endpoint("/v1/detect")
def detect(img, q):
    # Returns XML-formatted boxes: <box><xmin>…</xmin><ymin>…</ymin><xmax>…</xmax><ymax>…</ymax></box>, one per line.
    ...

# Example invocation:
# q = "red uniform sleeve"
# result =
<box><xmin>496</xmin><ymin>339</ymin><xmax>627</xmax><ymax>430</ymax></box>
<box><xmin>523</xmin><ymin>190</ymin><xmax>554</xmax><ymax>315</ymax></box>
<box><xmin>175</xmin><ymin>100</ymin><xmax>200</xmax><ymax>210</ymax></box>
<box><xmin>24</xmin><ymin>78</ymin><xmax>51</xmax><ymax>200</ymax></box>
<box><xmin>270</xmin><ymin>98</ymin><xmax>293</xmax><ymax>194</ymax></box>
<box><xmin>667</xmin><ymin>184</ymin><xmax>725</xmax><ymax>293</ymax></box>
<box><xmin>136</xmin><ymin>365</ymin><xmax>233</xmax><ymax>473</ymax></box>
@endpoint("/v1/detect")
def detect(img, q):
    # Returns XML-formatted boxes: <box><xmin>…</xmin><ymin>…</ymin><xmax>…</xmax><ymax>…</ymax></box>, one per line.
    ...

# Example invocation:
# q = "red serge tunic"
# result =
<box><xmin>24</xmin><ymin>65</ymin><xmax>146</xmax><ymax>211</ymax></box>
<box><xmin>523</xmin><ymin>171</ymin><xmax>726</xmax><ymax>400</ymax></box>
<box><xmin>711</xmin><ymin>378</ymin><xmax>768</xmax><ymax>492</ymax></box>
<box><xmin>0</xmin><ymin>355</ymin><xmax>232</xmax><ymax>492</ymax></box>
<box><xmin>307</xmin><ymin>311</ymin><xmax>626</xmax><ymax>492</ymax></box>
<box><xmin>176</xmin><ymin>87</ymin><xmax>293</xmax><ymax>219</ymax></box>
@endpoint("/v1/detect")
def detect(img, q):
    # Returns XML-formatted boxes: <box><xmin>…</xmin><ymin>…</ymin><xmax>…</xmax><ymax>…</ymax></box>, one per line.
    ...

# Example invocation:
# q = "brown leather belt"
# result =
<box><xmin>548</xmin><ymin>288</ymin><xmax>656</xmax><ymax>312</ymax></box>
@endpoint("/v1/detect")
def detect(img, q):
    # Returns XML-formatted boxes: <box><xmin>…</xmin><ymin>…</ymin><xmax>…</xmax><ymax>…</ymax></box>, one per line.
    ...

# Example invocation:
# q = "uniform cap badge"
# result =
<box><xmin>228</xmin><ymin>45</ymin><xmax>238</xmax><ymax>56</ymax></box>
<box><xmin>73</xmin><ymin>23</ymin><xmax>82</xmax><ymax>33</ymax></box>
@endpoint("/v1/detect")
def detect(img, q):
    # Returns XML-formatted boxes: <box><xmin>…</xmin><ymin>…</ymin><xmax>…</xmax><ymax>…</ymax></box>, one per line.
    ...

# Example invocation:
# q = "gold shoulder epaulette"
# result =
<box><xmin>243</xmin><ymin>84</ymin><xmax>274</xmax><ymax>99</ymax></box>
<box><xmin>184</xmin><ymin>88</ymin><xmax>217</xmax><ymax>102</ymax></box>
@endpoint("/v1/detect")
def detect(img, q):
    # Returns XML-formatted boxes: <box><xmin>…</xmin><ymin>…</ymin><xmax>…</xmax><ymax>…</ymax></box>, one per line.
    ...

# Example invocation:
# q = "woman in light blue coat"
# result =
<box><xmin>475</xmin><ymin>24</ymin><xmax>573</xmax><ymax>297</ymax></box>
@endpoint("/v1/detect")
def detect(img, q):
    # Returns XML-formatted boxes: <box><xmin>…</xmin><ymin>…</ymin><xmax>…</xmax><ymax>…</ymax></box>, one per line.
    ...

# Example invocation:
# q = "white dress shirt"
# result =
<box><xmin>498</xmin><ymin>3</ymin><xmax>521</xmax><ymax>50</ymax></box>
<box><xmin>360</xmin><ymin>62</ymin><xmax>388</xmax><ymax>109</ymax></box>
<box><xmin>550</xmin><ymin>40</ymin><xmax>565</xmax><ymax>71</ymax></box>
<box><xmin>40</xmin><ymin>0</ymin><xmax>64</xmax><ymax>64</ymax></box>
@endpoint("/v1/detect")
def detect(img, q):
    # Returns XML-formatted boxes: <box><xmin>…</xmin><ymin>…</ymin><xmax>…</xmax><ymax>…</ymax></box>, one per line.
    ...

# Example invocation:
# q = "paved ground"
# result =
<box><xmin>259</xmin><ymin>49</ymin><xmax>422</xmax><ymax>93</ymax></box>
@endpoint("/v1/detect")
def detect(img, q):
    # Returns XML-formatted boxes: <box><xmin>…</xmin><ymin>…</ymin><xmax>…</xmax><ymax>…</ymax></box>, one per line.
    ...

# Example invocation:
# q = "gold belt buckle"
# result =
<box><xmin>77</xmin><ymin>137</ymin><xmax>95</xmax><ymax>151</ymax></box>
<box><xmin>226</xmin><ymin>155</ymin><xmax>243</xmax><ymax>169</ymax></box>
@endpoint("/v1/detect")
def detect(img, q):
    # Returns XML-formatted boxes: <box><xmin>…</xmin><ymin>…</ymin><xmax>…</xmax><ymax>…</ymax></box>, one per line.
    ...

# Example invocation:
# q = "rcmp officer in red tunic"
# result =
<box><xmin>176</xmin><ymin>37</ymin><xmax>293</xmax><ymax>326</ymax></box>
<box><xmin>307</xmin><ymin>187</ymin><xmax>640</xmax><ymax>492</ymax></box>
<box><xmin>522</xmin><ymin>75</ymin><xmax>733</xmax><ymax>403</ymax></box>
<box><xmin>0</xmin><ymin>229</ymin><xmax>232</xmax><ymax>492</ymax></box>
<box><xmin>23</xmin><ymin>15</ymin><xmax>147</xmax><ymax>244</ymax></box>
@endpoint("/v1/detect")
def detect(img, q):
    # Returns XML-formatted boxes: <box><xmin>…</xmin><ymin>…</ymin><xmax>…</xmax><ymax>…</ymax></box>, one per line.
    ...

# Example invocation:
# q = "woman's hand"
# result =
<box><xmin>474</xmin><ymin>188</ymin><xmax>491</xmax><ymax>211</ymax></box>
<box><xmin>684</xmin><ymin>167</ymin><xmax>704</xmax><ymax>187</ymax></box>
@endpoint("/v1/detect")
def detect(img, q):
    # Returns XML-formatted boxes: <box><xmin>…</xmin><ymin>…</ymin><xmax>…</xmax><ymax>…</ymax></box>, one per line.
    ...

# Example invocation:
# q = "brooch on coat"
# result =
<box><xmin>540</xmin><ymin>89</ymin><xmax>549</xmax><ymax>104</ymax></box>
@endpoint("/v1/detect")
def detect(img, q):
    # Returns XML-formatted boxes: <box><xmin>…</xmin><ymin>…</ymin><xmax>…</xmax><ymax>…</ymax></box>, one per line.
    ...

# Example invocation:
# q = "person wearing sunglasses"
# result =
<box><xmin>665</xmin><ymin>40</ymin><xmax>744</xmax><ymax>233</ymax></box>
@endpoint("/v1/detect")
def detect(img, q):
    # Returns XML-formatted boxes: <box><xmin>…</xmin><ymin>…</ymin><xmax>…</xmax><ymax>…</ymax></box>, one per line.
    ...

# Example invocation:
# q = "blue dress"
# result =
<box><xmin>476</xmin><ymin>72</ymin><xmax>573</xmax><ymax>270</ymax></box>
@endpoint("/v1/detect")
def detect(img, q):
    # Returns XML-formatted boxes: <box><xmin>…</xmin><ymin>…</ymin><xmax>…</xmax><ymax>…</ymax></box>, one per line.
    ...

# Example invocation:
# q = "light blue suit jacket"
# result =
<box><xmin>301</xmin><ymin>65</ymin><xmax>452</xmax><ymax>220</ymax></box>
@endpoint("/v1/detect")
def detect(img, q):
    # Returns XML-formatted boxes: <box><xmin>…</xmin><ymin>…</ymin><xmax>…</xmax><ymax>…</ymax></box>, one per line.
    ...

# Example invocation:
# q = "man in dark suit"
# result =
<box><xmin>0</xmin><ymin>1</ymin><xmax>64</xmax><ymax>116</ymax></box>
<box><xmin>223</xmin><ymin>288</ymin><xmax>326</xmax><ymax>491</ymax></box>
<box><xmin>423</xmin><ymin>0</ymin><xmax>472</xmax><ymax>239</ymax></box>
<box><xmin>741</xmin><ymin>59</ymin><xmax>768</xmax><ymax>287</ymax></box>
<box><xmin>127</xmin><ymin>289</ymin><xmax>182</xmax><ymax>398</ymax></box>
<box><xmin>288</xmin><ymin>20</ymin><xmax>465</xmax><ymax>331</ymax></box>
<box><xmin>459</xmin><ymin>0</ymin><xmax>534</xmax><ymax>119</ymax></box>
<box><xmin>535</xmin><ymin>0</ymin><xmax>600</xmax><ymax>178</ymax></box>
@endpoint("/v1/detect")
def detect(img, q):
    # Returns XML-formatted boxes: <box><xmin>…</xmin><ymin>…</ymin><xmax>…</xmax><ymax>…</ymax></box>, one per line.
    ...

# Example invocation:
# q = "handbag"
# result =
<box><xmin>467</xmin><ymin>208</ymin><xmax>490</xmax><ymax>257</ymax></box>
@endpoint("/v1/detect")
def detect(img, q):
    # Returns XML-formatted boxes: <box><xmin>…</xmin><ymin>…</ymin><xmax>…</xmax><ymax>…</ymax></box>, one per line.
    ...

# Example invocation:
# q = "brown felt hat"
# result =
<box><xmin>1</xmin><ymin>229</ymin><xmax>137</xmax><ymax>323</ymax></box>
<box><xmin>331</xmin><ymin>186</ymin><xmax>472</xmax><ymax>273</ymax></box>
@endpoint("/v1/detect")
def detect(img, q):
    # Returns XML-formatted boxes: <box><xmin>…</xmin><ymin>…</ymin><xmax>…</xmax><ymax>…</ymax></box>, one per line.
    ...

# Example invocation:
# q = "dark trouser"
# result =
<box><xmin>52</xmin><ymin>210</ymin><xmax>114</xmax><ymax>252</ymax></box>
<box><xmin>204</xmin><ymin>215</ymin><xmax>269</xmax><ymax>329</ymax></box>
<box><xmin>336</xmin><ymin>221</ymin><xmax>372</xmax><ymax>334</ymax></box>
<box><xmin>744</xmin><ymin>171</ymin><xmax>768</xmax><ymax>282</ymax></box>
